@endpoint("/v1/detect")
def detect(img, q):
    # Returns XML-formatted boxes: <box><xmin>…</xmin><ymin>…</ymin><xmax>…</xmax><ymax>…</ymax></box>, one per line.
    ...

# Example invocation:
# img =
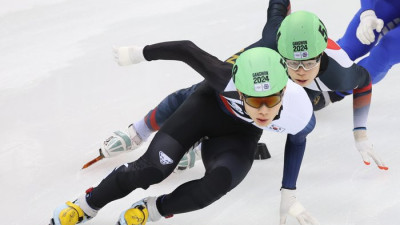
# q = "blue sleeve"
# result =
<box><xmin>336</xmin><ymin>9</ymin><xmax>374</xmax><ymax>60</ymax></box>
<box><xmin>281</xmin><ymin>113</ymin><xmax>316</xmax><ymax>189</ymax></box>
<box><xmin>361</xmin><ymin>0</ymin><xmax>375</xmax><ymax>10</ymax></box>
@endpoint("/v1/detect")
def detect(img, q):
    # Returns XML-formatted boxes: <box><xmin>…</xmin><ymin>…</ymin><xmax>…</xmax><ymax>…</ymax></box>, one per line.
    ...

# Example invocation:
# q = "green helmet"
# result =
<box><xmin>232</xmin><ymin>47</ymin><xmax>288</xmax><ymax>97</ymax></box>
<box><xmin>277</xmin><ymin>10</ymin><xmax>328</xmax><ymax>60</ymax></box>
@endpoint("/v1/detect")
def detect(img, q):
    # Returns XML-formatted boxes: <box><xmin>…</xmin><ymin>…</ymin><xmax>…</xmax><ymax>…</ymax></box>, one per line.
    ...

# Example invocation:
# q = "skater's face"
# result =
<box><xmin>240</xmin><ymin>87</ymin><xmax>285</xmax><ymax>127</ymax></box>
<box><xmin>286</xmin><ymin>54</ymin><xmax>321</xmax><ymax>87</ymax></box>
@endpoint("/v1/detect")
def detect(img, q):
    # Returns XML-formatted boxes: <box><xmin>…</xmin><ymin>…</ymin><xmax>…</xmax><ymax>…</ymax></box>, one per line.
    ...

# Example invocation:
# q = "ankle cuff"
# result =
<box><xmin>76</xmin><ymin>194</ymin><xmax>98</xmax><ymax>218</ymax></box>
<box><xmin>145</xmin><ymin>197</ymin><xmax>162</xmax><ymax>222</ymax></box>
<box><xmin>133</xmin><ymin>119</ymin><xmax>153</xmax><ymax>141</ymax></box>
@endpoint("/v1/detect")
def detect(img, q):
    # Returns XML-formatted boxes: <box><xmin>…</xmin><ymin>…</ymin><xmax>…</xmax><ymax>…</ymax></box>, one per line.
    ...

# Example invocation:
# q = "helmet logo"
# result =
<box><xmin>292</xmin><ymin>40</ymin><xmax>309</xmax><ymax>59</ymax></box>
<box><xmin>276</xmin><ymin>31</ymin><xmax>281</xmax><ymax>43</ymax></box>
<box><xmin>318</xmin><ymin>20</ymin><xmax>328</xmax><ymax>42</ymax></box>
<box><xmin>232</xmin><ymin>64</ymin><xmax>238</xmax><ymax>82</ymax></box>
<box><xmin>252</xmin><ymin>71</ymin><xmax>270</xmax><ymax>92</ymax></box>
<box><xmin>279</xmin><ymin>58</ymin><xmax>288</xmax><ymax>72</ymax></box>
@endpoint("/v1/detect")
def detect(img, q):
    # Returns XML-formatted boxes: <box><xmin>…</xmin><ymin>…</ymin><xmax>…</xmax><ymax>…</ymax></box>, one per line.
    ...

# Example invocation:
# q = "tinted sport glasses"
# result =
<box><xmin>285</xmin><ymin>55</ymin><xmax>321</xmax><ymax>71</ymax></box>
<box><xmin>242</xmin><ymin>91</ymin><xmax>283</xmax><ymax>108</ymax></box>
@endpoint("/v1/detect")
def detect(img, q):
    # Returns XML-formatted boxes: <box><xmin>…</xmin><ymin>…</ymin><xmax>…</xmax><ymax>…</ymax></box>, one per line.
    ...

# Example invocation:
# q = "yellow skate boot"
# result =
<box><xmin>50</xmin><ymin>194</ymin><xmax>98</xmax><ymax>225</ymax></box>
<box><xmin>117</xmin><ymin>197</ymin><xmax>162</xmax><ymax>225</ymax></box>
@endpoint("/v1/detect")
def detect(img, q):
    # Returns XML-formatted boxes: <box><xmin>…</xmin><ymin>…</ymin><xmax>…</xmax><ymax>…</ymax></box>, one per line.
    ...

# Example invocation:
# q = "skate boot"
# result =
<box><xmin>117</xmin><ymin>197</ymin><xmax>162</xmax><ymax>225</ymax></box>
<box><xmin>100</xmin><ymin>124</ymin><xmax>143</xmax><ymax>158</ymax></box>
<box><xmin>50</xmin><ymin>194</ymin><xmax>98</xmax><ymax>225</ymax></box>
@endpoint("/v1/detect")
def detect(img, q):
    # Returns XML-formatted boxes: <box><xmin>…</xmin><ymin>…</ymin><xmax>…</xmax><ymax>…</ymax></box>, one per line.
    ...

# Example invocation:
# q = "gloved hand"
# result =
<box><xmin>174</xmin><ymin>142</ymin><xmax>202</xmax><ymax>172</ymax></box>
<box><xmin>100</xmin><ymin>124</ymin><xmax>143</xmax><ymax>158</ymax></box>
<box><xmin>113</xmin><ymin>45</ymin><xmax>146</xmax><ymax>66</ymax></box>
<box><xmin>280</xmin><ymin>188</ymin><xmax>319</xmax><ymax>225</ymax></box>
<box><xmin>353</xmin><ymin>129</ymin><xmax>388</xmax><ymax>170</ymax></box>
<box><xmin>356</xmin><ymin>10</ymin><xmax>384</xmax><ymax>45</ymax></box>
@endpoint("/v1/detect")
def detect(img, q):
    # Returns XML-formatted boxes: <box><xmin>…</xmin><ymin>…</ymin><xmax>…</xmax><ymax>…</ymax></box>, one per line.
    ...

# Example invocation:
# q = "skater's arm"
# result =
<box><xmin>320</xmin><ymin>43</ymin><xmax>372</xmax><ymax>129</ymax></box>
<box><xmin>281</xmin><ymin>114</ymin><xmax>315</xmax><ymax>189</ymax></box>
<box><xmin>257</xmin><ymin>0</ymin><xmax>290</xmax><ymax>50</ymax></box>
<box><xmin>280</xmin><ymin>114</ymin><xmax>320</xmax><ymax>225</ymax></box>
<box><xmin>144</xmin><ymin>41</ymin><xmax>232</xmax><ymax>92</ymax></box>
<box><xmin>224</xmin><ymin>0</ymin><xmax>290</xmax><ymax>65</ymax></box>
